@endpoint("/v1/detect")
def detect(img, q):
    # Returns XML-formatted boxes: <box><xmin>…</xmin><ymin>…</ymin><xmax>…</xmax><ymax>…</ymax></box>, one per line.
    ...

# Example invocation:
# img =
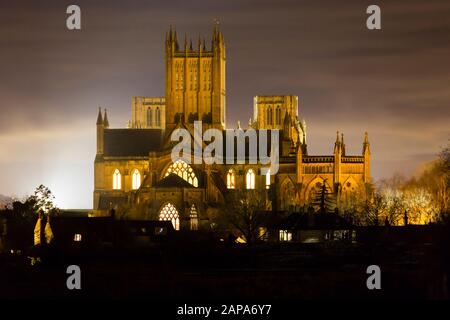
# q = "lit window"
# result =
<box><xmin>226</xmin><ymin>169</ymin><xmax>235</xmax><ymax>189</ymax></box>
<box><xmin>113</xmin><ymin>169</ymin><xmax>121</xmax><ymax>190</ymax></box>
<box><xmin>74</xmin><ymin>234</ymin><xmax>82</xmax><ymax>242</ymax></box>
<box><xmin>147</xmin><ymin>108</ymin><xmax>153</xmax><ymax>127</ymax></box>
<box><xmin>267</xmin><ymin>106</ymin><xmax>272</xmax><ymax>125</ymax></box>
<box><xmin>159</xmin><ymin>203</ymin><xmax>180</xmax><ymax>230</ymax></box>
<box><xmin>132</xmin><ymin>169</ymin><xmax>141</xmax><ymax>190</ymax></box>
<box><xmin>189</xmin><ymin>204</ymin><xmax>198</xmax><ymax>231</ymax></box>
<box><xmin>246</xmin><ymin>169</ymin><xmax>255</xmax><ymax>190</ymax></box>
<box><xmin>279</xmin><ymin>230</ymin><xmax>292</xmax><ymax>242</ymax></box>
<box><xmin>259</xmin><ymin>227</ymin><xmax>268</xmax><ymax>241</ymax></box>
<box><xmin>265</xmin><ymin>169</ymin><xmax>271</xmax><ymax>189</ymax></box>
<box><xmin>276</xmin><ymin>106</ymin><xmax>281</xmax><ymax>125</ymax></box>
<box><xmin>165</xmin><ymin>159</ymin><xmax>198</xmax><ymax>187</ymax></box>
<box><xmin>156</xmin><ymin>107</ymin><xmax>161</xmax><ymax>127</ymax></box>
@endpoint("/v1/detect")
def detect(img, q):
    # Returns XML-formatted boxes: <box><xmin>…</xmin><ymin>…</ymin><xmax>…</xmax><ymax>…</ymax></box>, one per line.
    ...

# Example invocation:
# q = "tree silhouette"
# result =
<box><xmin>218</xmin><ymin>189</ymin><xmax>268</xmax><ymax>245</ymax></box>
<box><xmin>310</xmin><ymin>179</ymin><xmax>336</xmax><ymax>214</ymax></box>
<box><xmin>28</xmin><ymin>184</ymin><xmax>58</xmax><ymax>215</ymax></box>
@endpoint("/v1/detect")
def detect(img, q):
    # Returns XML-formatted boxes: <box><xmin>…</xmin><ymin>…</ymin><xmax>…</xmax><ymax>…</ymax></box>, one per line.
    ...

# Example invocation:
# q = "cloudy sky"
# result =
<box><xmin>0</xmin><ymin>0</ymin><xmax>449</xmax><ymax>208</ymax></box>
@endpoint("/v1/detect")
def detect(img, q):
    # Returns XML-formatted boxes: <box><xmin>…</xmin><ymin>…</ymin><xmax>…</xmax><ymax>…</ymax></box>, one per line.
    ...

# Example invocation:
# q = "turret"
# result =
<box><xmin>283</xmin><ymin>112</ymin><xmax>291</xmax><ymax>136</ymax></box>
<box><xmin>301</xmin><ymin>119</ymin><xmax>308</xmax><ymax>154</ymax></box>
<box><xmin>363</xmin><ymin>132</ymin><xmax>370</xmax><ymax>155</ymax></box>
<box><xmin>334</xmin><ymin>131</ymin><xmax>342</xmax><ymax>154</ymax></box>
<box><xmin>173</xmin><ymin>29</ymin><xmax>179</xmax><ymax>51</ymax></box>
<box><xmin>96</xmin><ymin>107</ymin><xmax>103</xmax><ymax>125</ymax></box>
<box><xmin>166</xmin><ymin>25</ymin><xmax>178</xmax><ymax>54</ymax></box>
<box><xmin>302</xmin><ymin>119</ymin><xmax>307</xmax><ymax>144</ymax></box>
<box><xmin>296</xmin><ymin>142</ymin><xmax>303</xmax><ymax>184</ymax></box>
<box><xmin>282</xmin><ymin>113</ymin><xmax>292</xmax><ymax>156</ymax></box>
<box><xmin>211</xmin><ymin>21</ymin><xmax>226</xmax><ymax>128</ymax></box>
<box><xmin>363</xmin><ymin>132</ymin><xmax>371</xmax><ymax>183</ymax></box>
<box><xmin>341</xmin><ymin>133</ymin><xmax>346</xmax><ymax>156</ymax></box>
<box><xmin>103</xmin><ymin>109</ymin><xmax>109</xmax><ymax>128</ymax></box>
<box><xmin>334</xmin><ymin>131</ymin><xmax>341</xmax><ymax>187</ymax></box>
<box><xmin>96</xmin><ymin>107</ymin><xmax>104</xmax><ymax>155</ymax></box>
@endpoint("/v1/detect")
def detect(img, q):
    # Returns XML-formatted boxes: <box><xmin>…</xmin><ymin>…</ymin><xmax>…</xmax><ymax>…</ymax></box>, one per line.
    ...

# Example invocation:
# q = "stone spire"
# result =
<box><xmin>96</xmin><ymin>108</ymin><xmax>105</xmax><ymax>155</ymax></box>
<box><xmin>96</xmin><ymin>107</ymin><xmax>103</xmax><ymax>125</ymax></box>
<box><xmin>103</xmin><ymin>109</ymin><xmax>109</xmax><ymax>128</ymax></box>
<box><xmin>334</xmin><ymin>131</ymin><xmax>341</xmax><ymax>153</ymax></box>
<box><xmin>363</xmin><ymin>132</ymin><xmax>371</xmax><ymax>183</ymax></box>
<box><xmin>174</xmin><ymin>28</ymin><xmax>179</xmax><ymax>50</ymax></box>
<box><xmin>363</xmin><ymin>132</ymin><xmax>370</xmax><ymax>155</ymax></box>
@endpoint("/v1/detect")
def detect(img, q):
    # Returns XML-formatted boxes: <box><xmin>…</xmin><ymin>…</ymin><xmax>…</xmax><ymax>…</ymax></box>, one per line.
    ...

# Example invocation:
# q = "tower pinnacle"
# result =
<box><xmin>96</xmin><ymin>107</ymin><xmax>103</xmax><ymax>125</ymax></box>
<box><xmin>103</xmin><ymin>109</ymin><xmax>109</xmax><ymax>128</ymax></box>
<box><xmin>363</xmin><ymin>132</ymin><xmax>370</xmax><ymax>155</ymax></box>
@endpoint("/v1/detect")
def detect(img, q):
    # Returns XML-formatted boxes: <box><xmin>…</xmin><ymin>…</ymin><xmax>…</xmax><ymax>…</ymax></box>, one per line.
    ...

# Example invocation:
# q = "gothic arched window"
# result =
<box><xmin>265</xmin><ymin>169</ymin><xmax>271</xmax><ymax>189</ymax></box>
<box><xmin>113</xmin><ymin>169</ymin><xmax>121</xmax><ymax>190</ymax></box>
<box><xmin>226</xmin><ymin>169</ymin><xmax>235</xmax><ymax>189</ymax></box>
<box><xmin>246</xmin><ymin>169</ymin><xmax>255</xmax><ymax>190</ymax></box>
<box><xmin>147</xmin><ymin>108</ymin><xmax>153</xmax><ymax>127</ymax></box>
<box><xmin>276</xmin><ymin>106</ymin><xmax>281</xmax><ymax>125</ymax></box>
<box><xmin>267</xmin><ymin>106</ymin><xmax>272</xmax><ymax>126</ymax></box>
<box><xmin>159</xmin><ymin>203</ymin><xmax>180</xmax><ymax>230</ymax></box>
<box><xmin>156</xmin><ymin>107</ymin><xmax>161</xmax><ymax>127</ymax></box>
<box><xmin>164</xmin><ymin>159</ymin><xmax>198</xmax><ymax>187</ymax></box>
<box><xmin>132</xmin><ymin>169</ymin><xmax>141</xmax><ymax>190</ymax></box>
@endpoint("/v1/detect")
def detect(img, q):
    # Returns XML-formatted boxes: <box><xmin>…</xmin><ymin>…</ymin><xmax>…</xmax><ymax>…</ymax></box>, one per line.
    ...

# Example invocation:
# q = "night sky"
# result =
<box><xmin>1</xmin><ymin>0</ymin><xmax>449</xmax><ymax>208</ymax></box>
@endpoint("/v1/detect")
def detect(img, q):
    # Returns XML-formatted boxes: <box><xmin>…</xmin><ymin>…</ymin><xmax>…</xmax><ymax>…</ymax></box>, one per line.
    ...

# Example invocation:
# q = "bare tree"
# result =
<box><xmin>438</xmin><ymin>142</ymin><xmax>450</xmax><ymax>213</ymax></box>
<box><xmin>340</xmin><ymin>184</ymin><xmax>385</xmax><ymax>226</ymax></box>
<box><xmin>218</xmin><ymin>189</ymin><xmax>268</xmax><ymax>245</ymax></box>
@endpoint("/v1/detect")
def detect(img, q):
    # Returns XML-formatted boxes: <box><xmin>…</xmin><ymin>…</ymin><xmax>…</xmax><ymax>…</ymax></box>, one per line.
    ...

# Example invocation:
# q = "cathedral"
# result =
<box><xmin>93</xmin><ymin>26</ymin><xmax>371</xmax><ymax>231</ymax></box>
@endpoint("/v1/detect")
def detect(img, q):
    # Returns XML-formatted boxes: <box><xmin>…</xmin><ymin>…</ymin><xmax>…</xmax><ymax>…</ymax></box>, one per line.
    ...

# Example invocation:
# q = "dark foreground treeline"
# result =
<box><xmin>1</xmin><ymin>224</ymin><xmax>450</xmax><ymax>301</ymax></box>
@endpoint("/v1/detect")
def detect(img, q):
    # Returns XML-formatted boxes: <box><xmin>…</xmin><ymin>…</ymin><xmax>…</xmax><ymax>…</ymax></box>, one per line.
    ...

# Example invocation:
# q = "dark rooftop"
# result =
<box><xmin>104</xmin><ymin>129</ymin><xmax>163</xmax><ymax>157</ymax></box>
<box><xmin>154</xmin><ymin>173</ymin><xmax>197</xmax><ymax>188</ymax></box>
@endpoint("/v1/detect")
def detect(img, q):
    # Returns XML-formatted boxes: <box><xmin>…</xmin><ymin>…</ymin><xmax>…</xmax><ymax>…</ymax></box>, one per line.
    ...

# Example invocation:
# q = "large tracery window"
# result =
<box><xmin>132</xmin><ymin>169</ymin><xmax>141</xmax><ymax>190</ymax></box>
<box><xmin>226</xmin><ymin>169</ymin><xmax>235</xmax><ymax>189</ymax></box>
<box><xmin>113</xmin><ymin>169</ymin><xmax>121</xmax><ymax>190</ymax></box>
<box><xmin>164</xmin><ymin>159</ymin><xmax>198</xmax><ymax>187</ymax></box>
<box><xmin>159</xmin><ymin>203</ymin><xmax>180</xmax><ymax>230</ymax></box>
<box><xmin>246</xmin><ymin>169</ymin><xmax>255</xmax><ymax>190</ymax></box>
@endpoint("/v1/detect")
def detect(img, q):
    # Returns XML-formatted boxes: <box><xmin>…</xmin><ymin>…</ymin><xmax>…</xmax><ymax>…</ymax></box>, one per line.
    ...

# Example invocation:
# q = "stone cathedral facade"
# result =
<box><xmin>93</xmin><ymin>26</ymin><xmax>371</xmax><ymax>231</ymax></box>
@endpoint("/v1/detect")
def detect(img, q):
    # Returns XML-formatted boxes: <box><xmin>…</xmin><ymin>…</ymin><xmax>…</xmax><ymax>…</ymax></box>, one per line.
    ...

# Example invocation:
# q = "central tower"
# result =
<box><xmin>165</xmin><ymin>25</ymin><xmax>226</xmax><ymax>131</ymax></box>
